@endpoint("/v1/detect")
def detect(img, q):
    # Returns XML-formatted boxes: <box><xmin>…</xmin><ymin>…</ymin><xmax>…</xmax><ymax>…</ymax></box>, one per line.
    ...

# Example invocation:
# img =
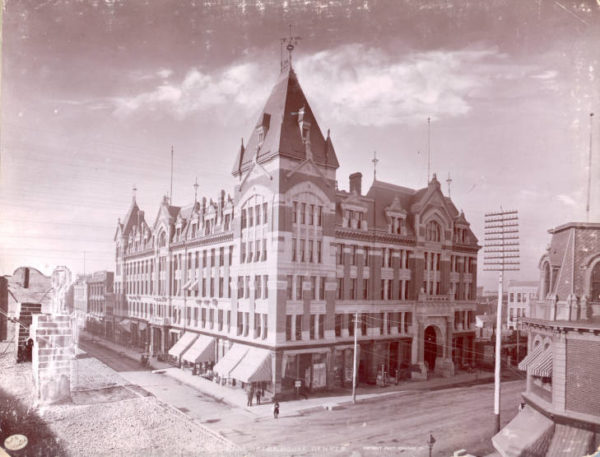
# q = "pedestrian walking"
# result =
<box><xmin>247</xmin><ymin>386</ymin><xmax>254</xmax><ymax>407</ymax></box>
<box><xmin>273</xmin><ymin>400</ymin><xmax>280</xmax><ymax>419</ymax></box>
<box><xmin>255</xmin><ymin>389</ymin><xmax>261</xmax><ymax>405</ymax></box>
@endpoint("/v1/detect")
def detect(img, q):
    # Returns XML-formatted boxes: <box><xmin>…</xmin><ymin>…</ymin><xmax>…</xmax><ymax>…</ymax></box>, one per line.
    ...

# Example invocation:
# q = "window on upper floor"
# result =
<box><xmin>426</xmin><ymin>221</ymin><xmax>441</xmax><ymax>242</ymax></box>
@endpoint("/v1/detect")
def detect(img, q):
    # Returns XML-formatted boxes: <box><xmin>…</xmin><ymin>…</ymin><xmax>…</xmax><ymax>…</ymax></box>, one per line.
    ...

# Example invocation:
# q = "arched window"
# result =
<box><xmin>158</xmin><ymin>231</ymin><xmax>167</xmax><ymax>248</ymax></box>
<box><xmin>542</xmin><ymin>262</ymin><xmax>551</xmax><ymax>298</ymax></box>
<box><xmin>426</xmin><ymin>221</ymin><xmax>441</xmax><ymax>242</ymax></box>
<box><xmin>591</xmin><ymin>261</ymin><xmax>600</xmax><ymax>302</ymax></box>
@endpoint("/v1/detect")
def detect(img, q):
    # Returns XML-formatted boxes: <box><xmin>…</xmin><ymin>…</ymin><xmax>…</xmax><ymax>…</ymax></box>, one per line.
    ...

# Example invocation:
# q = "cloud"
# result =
<box><xmin>557</xmin><ymin>194</ymin><xmax>578</xmax><ymax>207</ymax></box>
<box><xmin>111</xmin><ymin>44</ymin><xmax>537</xmax><ymax>126</ymax></box>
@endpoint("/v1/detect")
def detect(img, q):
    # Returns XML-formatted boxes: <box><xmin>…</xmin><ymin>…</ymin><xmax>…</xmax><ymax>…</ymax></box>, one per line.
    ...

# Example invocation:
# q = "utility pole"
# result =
<box><xmin>484</xmin><ymin>209</ymin><xmax>520</xmax><ymax>433</ymax></box>
<box><xmin>352</xmin><ymin>311</ymin><xmax>358</xmax><ymax>404</ymax></box>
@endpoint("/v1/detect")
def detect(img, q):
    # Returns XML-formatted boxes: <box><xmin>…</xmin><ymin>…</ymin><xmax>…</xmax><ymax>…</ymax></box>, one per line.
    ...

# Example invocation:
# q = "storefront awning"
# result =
<box><xmin>492</xmin><ymin>406</ymin><xmax>554</xmax><ymax>457</ymax></box>
<box><xmin>529</xmin><ymin>348</ymin><xmax>552</xmax><ymax>377</ymax></box>
<box><xmin>518</xmin><ymin>343</ymin><xmax>545</xmax><ymax>371</ymax></box>
<box><xmin>168</xmin><ymin>332</ymin><xmax>198</xmax><ymax>358</ymax></box>
<box><xmin>230</xmin><ymin>348</ymin><xmax>272</xmax><ymax>383</ymax></box>
<box><xmin>181</xmin><ymin>335</ymin><xmax>215</xmax><ymax>364</ymax></box>
<box><xmin>213</xmin><ymin>344</ymin><xmax>249</xmax><ymax>378</ymax></box>
<box><xmin>119</xmin><ymin>319</ymin><xmax>131</xmax><ymax>332</ymax></box>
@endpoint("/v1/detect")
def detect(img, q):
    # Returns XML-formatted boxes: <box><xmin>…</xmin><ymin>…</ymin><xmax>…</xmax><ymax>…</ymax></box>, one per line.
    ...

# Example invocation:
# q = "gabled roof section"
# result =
<box><xmin>153</xmin><ymin>195</ymin><xmax>181</xmax><ymax>230</ymax></box>
<box><xmin>232</xmin><ymin>66</ymin><xmax>339</xmax><ymax>176</ymax></box>
<box><xmin>365</xmin><ymin>180</ymin><xmax>417</xmax><ymax>229</ymax></box>
<box><xmin>116</xmin><ymin>198</ymin><xmax>147</xmax><ymax>241</ymax></box>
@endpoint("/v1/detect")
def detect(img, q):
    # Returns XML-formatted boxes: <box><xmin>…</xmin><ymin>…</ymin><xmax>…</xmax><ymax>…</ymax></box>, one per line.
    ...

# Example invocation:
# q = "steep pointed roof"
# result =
<box><xmin>232</xmin><ymin>66</ymin><xmax>339</xmax><ymax>176</ymax></box>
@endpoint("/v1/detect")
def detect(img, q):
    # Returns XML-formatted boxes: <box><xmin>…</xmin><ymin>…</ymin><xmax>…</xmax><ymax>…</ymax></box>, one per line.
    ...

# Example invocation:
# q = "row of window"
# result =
<box><xmin>286</xmin><ymin>275</ymin><xmax>326</xmax><ymax>301</ymax></box>
<box><xmin>453</xmin><ymin>310</ymin><xmax>475</xmax><ymax>330</ymax></box>
<box><xmin>241</xmin><ymin>203</ymin><xmax>269</xmax><ymax>229</ymax></box>
<box><xmin>285</xmin><ymin>314</ymin><xmax>325</xmax><ymax>340</ymax></box>
<box><xmin>336</xmin><ymin>278</ymin><xmax>412</xmax><ymax>301</ymax></box>
<box><xmin>237</xmin><ymin>275</ymin><xmax>270</xmax><ymax>299</ymax></box>
<box><xmin>335</xmin><ymin>312</ymin><xmax>413</xmax><ymax>337</ymax></box>
<box><xmin>509</xmin><ymin>292</ymin><xmax>536</xmax><ymax>303</ymax></box>
<box><xmin>291</xmin><ymin>238</ymin><xmax>323</xmax><ymax>263</ymax></box>
<box><xmin>240</xmin><ymin>239</ymin><xmax>268</xmax><ymax>263</ymax></box>
<box><xmin>292</xmin><ymin>201</ymin><xmax>324</xmax><ymax>226</ymax></box>
<box><xmin>336</xmin><ymin>244</ymin><xmax>412</xmax><ymax>268</ymax></box>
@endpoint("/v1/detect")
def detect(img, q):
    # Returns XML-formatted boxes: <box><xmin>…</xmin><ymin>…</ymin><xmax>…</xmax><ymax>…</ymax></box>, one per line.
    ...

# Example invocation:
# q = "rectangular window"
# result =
<box><xmin>335</xmin><ymin>314</ymin><xmax>342</xmax><ymax>337</ymax></box>
<box><xmin>337</xmin><ymin>278</ymin><xmax>344</xmax><ymax>300</ymax></box>
<box><xmin>229</xmin><ymin>246</ymin><xmax>233</xmax><ymax>266</ymax></box>
<box><xmin>317</xmin><ymin>206</ymin><xmax>323</xmax><ymax>226</ymax></box>
<box><xmin>319</xmin><ymin>276</ymin><xmax>326</xmax><ymax>300</ymax></box>
<box><xmin>317</xmin><ymin>241</ymin><xmax>322</xmax><ymax>263</ymax></box>
<box><xmin>386</xmin><ymin>312</ymin><xmax>391</xmax><ymax>334</ymax></box>
<box><xmin>209</xmin><ymin>308</ymin><xmax>214</xmax><ymax>329</ymax></box>
<box><xmin>348</xmin><ymin>313</ymin><xmax>355</xmax><ymax>336</ymax></box>
<box><xmin>363</xmin><ymin>279</ymin><xmax>368</xmax><ymax>300</ymax></box>
<box><xmin>379</xmin><ymin>312</ymin><xmax>385</xmax><ymax>334</ymax></box>
<box><xmin>263</xmin><ymin>275</ymin><xmax>268</xmax><ymax>299</ymax></box>
<box><xmin>352</xmin><ymin>245</ymin><xmax>357</xmax><ymax>265</ymax></box>
<box><xmin>361</xmin><ymin>313</ymin><xmax>368</xmax><ymax>336</ymax></box>
<box><xmin>211</xmin><ymin>249</ymin><xmax>215</xmax><ymax>267</ymax></box>
<box><xmin>237</xmin><ymin>311</ymin><xmax>243</xmax><ymax>335</ymax></box>
<box><xmin>247</xmin><ymin>241</ymin><xmax>253</xmax><ymax>263</ymax></box>
<box><xmin>301</xmin><ymin>203</ymin><xmax>306</xmax><ymax>224</ymax></box>
<box><xmin>309</xmin><ymin>240</ymin><xmax>314</xmax><ymax>263</ymax></box>
<box><xmin>293</xmin><ymin>201</ymin><xmax>298</xmax><ymax>223</ymax></box>
<box><xmin>404</xmin><ymin>312</ymin><xmax>412</xmax><ymax>333</ymax></box>
<box><xmin>218</xmin><ymin>309</ymin><xmax>223</xmax><ymax>331</ymax></box>
<box><xmin>245</xmin><ymin>276</ymin><xmax>250</xmax><ymax>298</ymax></box>
<box><xmin>237</xmin><ymin>276</ymin><xmax>243</xmax><ymax>299</ymax></box>
<box><xmin>310</xmin><ymin>276</ymin><xmax>317</xmax><ymax>300</ymax></box>
<box><xmin>381</xmin><ymin>280</ymin><xmax>386</xmax><ymax>300</ymax></box>
<box><xmin>350</xmin><ymin>278</ymin><xmax>356</xmax><ymax>300</ymax></box>
<box><xmin>255</xmin><ymin>276</ymin><xmax>261</xmax><ymax>299</ymax></box>
<box><xmin>295</xmin><ymin>315</ymin><xmax>302</xmax><ymax>340</ymax></box>
<box><xmin>255</xmin><ymin>204</ymin><xmax>261</xmax><ymax>225</ymax></box>
<box><xmin>248</xmin><ymin>206</ymin><xmax>254</xmax><ymax>227</ymax></box>
<box><xmin>241</xmin><ymin>209</ymin><xmax>247</xmax><ymax>229</ymax></box>
<box><xmin>287</xmin><ymin>275</ymin><xmax>293</xmax><ymax>299</ymax></box>
<box><xmin>263</xmin><ymin>202</ymin><xmax>268</xmax><ymax>225</ymax></box>
<box><xmin>286</xmin><ymin>315</ymin><xmax>292</xmax><ymax>341</ymax></box>
<box><xmin>218</xmin><ymin>277</ymin><xmax>223</xmax><ymax>298</ymax></box>
<box><xmin>244</xmin><ymin>312</ymin><xmax>249</xmax><ymax>336</ymax></box>
<box><xmin>300</xmin><ymin>239</ymin><xmax>306</xmax><ymax>262</ymax></box>
<box><xmin>254</xmin><ymin>240</ymin><xmax>261</xmax><ymax>263</ymax></box>
<box><xmin>318</xmin><ymin>314</ymin><xmax>324</xmax><ymax>339</ymax></box>
<box><xmin>296</xmin><ymin>276</ymin><xmax>303</xmax><ymax>300</ymax></box>
<box><xmin>387</xmin><ymin>279</ymin><xmax>392</xmax><ymax>300</ymax></box>
<box><xmin>309</xmin><ymin>204</ymin><xmax>315</xmax><ymax>225</ymax></box>
<box><xmin>262</xmin><ymin>239</ymin><xmax>267</xmax><ymax>261</ymax></box>
<box><xmin>364</xmin><ymin>246</ymin><xmax>369</xmax><ymax>266</ymax></box>
<box><xmin>309</xmin><ymin>314</ymin><xmax>316</xmax><ymax>339</ymax></box>
<box><xmin>210</xmin><ymin>277</ymin><xmax>214</xmax><ymax>297</ymax></box>
<box><xmin>292</xmin><ymin>238</ymin><xmax>297</xmax><ymax>262</ymax></box>
<box><xmin>201</xmin><ymin>308</ymin><xmax>206</xmax><ymax>327</ymax></box>
<box><xmin>337</xmin><ymin>243</ymin><xmax>344</xmax><ymax>265</ymax></box>
<box><xmin>219</xmin><ymin>247</ymin><xmax>224</xmax><ymax>266</ymax></box>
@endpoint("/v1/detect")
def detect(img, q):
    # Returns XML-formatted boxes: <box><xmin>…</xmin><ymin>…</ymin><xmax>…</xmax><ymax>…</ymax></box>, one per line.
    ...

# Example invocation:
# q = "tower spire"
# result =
<box><xmin>427</xmin><ymin>117</ymin><xmax>431</xmax><ymax>184</ymax></box>
<box><xmin>132</xmin><ymin>184</ymin><xmax>137</xmax><ymax>203</ymax></box>
<box><xmin>280</xmin><ymin>24</ymin><xmax>301</xmax><ymax>71</ymax></box>
<box><xmin>587</xmin><ymin>112</ymin><xmax>594</xmax><ymax>222</ymax></box>
<box><xmin>193</xmin><ymin>177</ymin><xmax>199</xmax><ymax>204</ymax></box>
<box><xmin>446</xmin><ymin>172</ymin><xmax>452</xmax><ymax>198</ymax></box>
<box><xmin>372</xmin><ymin>151</ymin><xmax>379</xmax><ymax>182</ymax></box>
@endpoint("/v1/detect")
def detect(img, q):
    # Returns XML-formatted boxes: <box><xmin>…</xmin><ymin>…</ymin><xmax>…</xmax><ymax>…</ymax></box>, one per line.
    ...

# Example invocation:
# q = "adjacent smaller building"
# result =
<box><xmin>506</xmin><ymin>280</ymin><xmax>537</xmax><ymax>330</ymax></box>
<box><xmin>493</xmin><ymin>222</ymin><xmax>600</xmax><ymax>457</ymax></box>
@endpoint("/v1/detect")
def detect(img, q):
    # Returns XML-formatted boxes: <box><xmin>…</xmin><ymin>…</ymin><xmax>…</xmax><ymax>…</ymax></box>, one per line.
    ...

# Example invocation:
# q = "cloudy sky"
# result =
<box><xmin>1</xmin><ymin>0</ymin><xmax>599</xmax><ymax>290</ymax></box>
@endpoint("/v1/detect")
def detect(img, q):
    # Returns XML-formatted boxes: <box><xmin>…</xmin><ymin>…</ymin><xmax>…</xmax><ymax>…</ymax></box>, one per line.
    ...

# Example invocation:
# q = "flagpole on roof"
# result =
<box><xmin>587</xmin><ymin>112</ymin><xmax>594</xmax><ymax>222</ymax></box>
<box><xmin>170</xmin><ymin>145</ymin><xmax>174</xmax><ymax>205</ymax></box>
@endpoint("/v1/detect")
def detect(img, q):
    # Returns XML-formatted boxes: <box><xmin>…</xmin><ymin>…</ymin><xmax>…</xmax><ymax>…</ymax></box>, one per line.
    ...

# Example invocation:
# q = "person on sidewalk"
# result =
<box><xmin>255</xmin><ymin>389</ymin><xmax>261</xmax><ymax>405</ymax></box>
<box><xmin>273</xmin><ymin>400</ymin><xmax>280</xmax><ymax>419</ymax></box>
<box><xmin>247</xmin><ymin>386</ymin><xmax>254</xmax><ymax>407</ymax></box>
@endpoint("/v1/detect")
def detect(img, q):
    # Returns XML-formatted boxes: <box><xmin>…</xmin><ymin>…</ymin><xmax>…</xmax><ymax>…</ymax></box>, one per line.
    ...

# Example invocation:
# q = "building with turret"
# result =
<box><xmin>114</xmin><ymin>57</ymin><xmax>480</xmax><ymax>395</ymax></box>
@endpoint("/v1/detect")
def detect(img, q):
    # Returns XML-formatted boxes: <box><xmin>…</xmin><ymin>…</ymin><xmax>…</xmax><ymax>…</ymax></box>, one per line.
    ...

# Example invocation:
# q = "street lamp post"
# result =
<box><xmin>427</xmin><ymin>433</ymin><xmax>436</xmax><ymax>457</ymax></box>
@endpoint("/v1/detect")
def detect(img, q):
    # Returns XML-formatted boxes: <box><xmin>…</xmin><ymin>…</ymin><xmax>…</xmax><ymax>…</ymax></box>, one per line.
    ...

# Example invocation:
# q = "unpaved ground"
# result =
<box><xmin>0</xmin><ymin>352</ymin><xmax>236</xmax><ymax>457</ymax></box>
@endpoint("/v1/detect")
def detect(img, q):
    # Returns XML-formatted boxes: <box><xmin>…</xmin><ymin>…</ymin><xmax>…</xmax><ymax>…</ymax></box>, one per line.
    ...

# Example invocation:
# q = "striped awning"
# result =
<box><xmin>529</xmin><ymin>348</ymin><xmax>552</xmax><ymax>377</ymax></box>
<box><xmin>168</xmin><ymin>332</ymin><xmax>198</xmax><ymax>358</ymax></box>
<box><xmin>181</xmin><ymin>335</ymin><xmax>215</xmax><ymax>364</ymax></box>
<box><xmin>230</xmin><ymin>348</ymin><xmax>272</xmax><ymax>383</ymax></box>
<box><xmin>518</xmin><ymin>343</ymin><xmax>545</xmax><ymax>371</ymax></box>
<box><xmin>213</xmin><ymin>344</ymin><xmax>249</xmax><ymax>378</ymax></box>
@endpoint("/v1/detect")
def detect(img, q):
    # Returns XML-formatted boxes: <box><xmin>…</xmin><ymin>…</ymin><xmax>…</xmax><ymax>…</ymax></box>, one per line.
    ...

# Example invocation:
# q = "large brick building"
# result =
<box><xmin>114</xmin><ymin>60</ymin><xmax>479</xmax><ymax>395</ymax></box>
<box><xmin>493</xmin><ymin>222</ymin><xmax>600</xmax><ymax>456</ymax></box>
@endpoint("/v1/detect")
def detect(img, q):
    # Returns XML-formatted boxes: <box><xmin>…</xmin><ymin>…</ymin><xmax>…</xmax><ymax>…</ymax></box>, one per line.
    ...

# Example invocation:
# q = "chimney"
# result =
<box><xmin>24</xmin><ymin>268</ymin><xmax>30</xmax><ymax>289</ymax></box>
<box><xmin>349</xmin><ymin>172</ymin><xmax>362</xmax><ymax>195</ymax></box>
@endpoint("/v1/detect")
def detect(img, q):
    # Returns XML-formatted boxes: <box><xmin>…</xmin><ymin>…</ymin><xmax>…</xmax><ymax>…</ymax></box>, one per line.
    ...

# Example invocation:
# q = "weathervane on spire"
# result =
<box><xmin>280</xmin><ymin>24</ymin><xmax>301</xmax><ymax>71</ymax></box>
<box><xmin>372</xmin><ymin>151</ymin><xmax>379</xmax><ymax>182</ymax></box>
<box><xmin>132</xmin><ymin>184</ymin><xmax>137</xmax><ymax>202</ymax></box>
<box><xmin>446</xmin><ymin>172</ymin><xmax>452</xmax><ymax>198</ymax></box>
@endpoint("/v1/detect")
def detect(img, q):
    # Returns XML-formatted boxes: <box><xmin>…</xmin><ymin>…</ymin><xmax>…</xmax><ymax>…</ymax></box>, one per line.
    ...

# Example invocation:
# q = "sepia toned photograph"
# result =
<box><xmin>1</xmin><ymin>1</ymin><xmax>599</xmax><ymax>456</ymax></box>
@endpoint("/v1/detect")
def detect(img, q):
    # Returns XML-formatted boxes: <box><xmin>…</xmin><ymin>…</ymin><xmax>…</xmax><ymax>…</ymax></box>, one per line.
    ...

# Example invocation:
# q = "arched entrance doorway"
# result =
<box><xmin>424</xmin><ymin>326</ymin><xmax>439</xmax><ymax>372</ymax></box>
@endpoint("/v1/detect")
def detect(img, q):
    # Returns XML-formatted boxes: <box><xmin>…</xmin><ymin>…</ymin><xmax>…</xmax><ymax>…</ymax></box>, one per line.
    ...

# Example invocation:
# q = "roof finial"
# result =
<box><xmin>446</xmin><ymin>172</ymin><xmax>452</xmax><ymax>198</ymax></box>
<box><xmin>132</xmin><ymin>184</ymin><xmax>137</xmax><ymax>203</ymax></box>
<box><xmin>372</xmin><ymin>151</ymin><xmax>379</xmax><ymax>182</ymax></box>
<box><xmin>327</xmin><ymin>128</ymin><xmax>330</xmax><ymax>138</ymax></box>
<box><xmin>193</xmin><ymin>177</ymin><xmax>199</xmax><ymax>204</ymax></box>
<box><xmin>427</xmin><ymin>117</ymin><xmax>431</xmax><ymax>184</ymax></box>
<box><xmin>280</xmin><ymin>24</ymin><xmax>301</xmax><ymax>71</ymax></box>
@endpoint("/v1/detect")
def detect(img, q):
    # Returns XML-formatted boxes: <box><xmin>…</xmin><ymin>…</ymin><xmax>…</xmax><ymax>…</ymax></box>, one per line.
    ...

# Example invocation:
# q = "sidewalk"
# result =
<box><xmin>78</xmin><ymin>330</ymin><xmax>172</xmax><ymax>371</ymax></box>
<box><xmin>162</xmin><ymin>366</ymin><xmax>495</xmax><ymax>419</ymax></box>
